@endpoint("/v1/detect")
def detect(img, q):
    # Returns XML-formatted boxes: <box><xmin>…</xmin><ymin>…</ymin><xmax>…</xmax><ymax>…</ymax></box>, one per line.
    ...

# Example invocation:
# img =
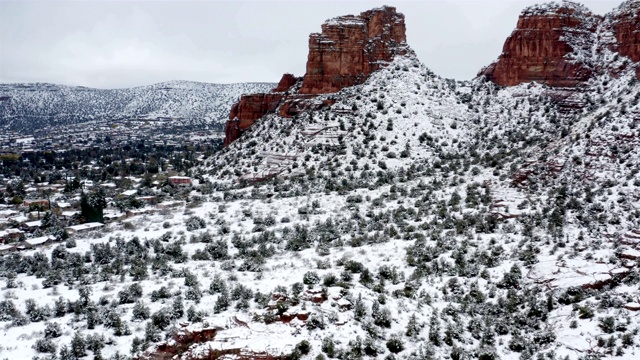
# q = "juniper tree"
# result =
<box><xmin>405</xmin><ymin>313</ymin><xmax>420</xmax><ymax>337</ymax></box>
<box><xmin>428</xmin><ymin>310</ymin><xmax>442</xmax><ymax>346</ymax></box>
<box><xmin>58</xmin><ymin>345</ymin><xmax>74</xmax><ymax>360</ymax></box>
<box><xmin>44</xmin><ymin>322</ymin><xmax>62</xmax><ymax>338</ymax></box>
<box><xmin>354</xmin><ymin>293</ymin><xmax>367</xmax><ymax>320</ymax></box>
<box><xmin>132</xmin><ymin>301</ymin><xmax>150</xmax><ymax>321</ymax></box>
<box><xmin>214</xmin><ymin>283</ymin><xmax>230</xmax><ymax>313</ymax></box>
<box><xmin>371</xmin><ymin>300</ymin><xmax>391</xmax><ymax>328</ymax></box>
<box><xmin>0</xmin><ymin>299</ymin><xmax>20</xmax><ymax>321</ymax></box>
<box><xmin>171</xmin><ymin>296</ymin><xmax>184</xmax><ymax>319</ymax></box>
<box><xmin>70</xmin><ymin>331</ymin><xmax>87</xmax><ymax>359</ymax></box>
<box><xmin>25</xmin><ymin>298</ymin><xmax>50</xmax><ymax>322</ymax></box>
<box><xmin>209</xmin><ymin>274</ymin><xmax>226</xmax><ymax>294</ymax></box>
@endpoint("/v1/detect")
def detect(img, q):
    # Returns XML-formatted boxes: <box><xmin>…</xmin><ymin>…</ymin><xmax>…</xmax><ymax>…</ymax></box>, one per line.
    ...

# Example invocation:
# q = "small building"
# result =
<box><xmin>24</xmin><ymin>235</ymin><xmax>55</xmax><ymax>248</ymax></box>
<box><xmin>137</xmin><ymin>196</ymin><xmax>156</xmax><ymax>203</ymax></box>
<box><xmin>23</xmin><ymin>220</ymin><xmax>42</xmax><ymax>231</ymax></box>
<box><xmin>56</xmin><ymin>202</ymin><xmax>72</xmax><ymax>209</ymax></box>
<box><xmin>24</xmin><ymin>199</ymin><xmax>50</xmax><ymax>208</ymax></box>
<box><xmin>65</xmin><ymin>222</ymin><xmax>104</xmax><ymax>235</ymax></box>
<box><xmin>0</xmin><ymin>228</ymin><xmax>24</xmax><ymax>243</ymax></box>
<box><xmin>0</xmin><ymin>209</ymin><xmax>18</xmax><ymax>219</ymax></box>
<box><xmin>168</xmin><ymin>176</ymin><xmax>192</xmax><ymax>186</ymax></box>
<box><xmin>0</xmin><ymin>243</ymin><xmax>17</xmax><ymax>254</ymax></box>
<box><xmin>103</xmin><ymin>212</ymin><xmax>126</xmax><ymax>223</ymax></box>
<box><xmin>126</xmin><ymin>209</ymin><xmax>156</xmax><ymax>218</ymax></box>
<box><xmin>156</xmin><ymin>200</ymin><xmax>184</xmax><ymax>209</ymax></box>
<box><xmin>120</xmin><ymin>189</ymin><xmax>137</xmax><ymax>197</ymax></box>
<box><xmin>9</xmin><ymin>215</ymin><xmax>28</xmax><ymax>224</ymax></box>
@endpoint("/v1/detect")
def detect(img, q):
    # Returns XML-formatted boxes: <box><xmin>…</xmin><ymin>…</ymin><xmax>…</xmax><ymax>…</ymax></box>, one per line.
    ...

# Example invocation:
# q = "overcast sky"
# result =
<box><xmin>0</xmin><ymin>0</ymin><xmax>620</xmax><ymax>88</ymax></box>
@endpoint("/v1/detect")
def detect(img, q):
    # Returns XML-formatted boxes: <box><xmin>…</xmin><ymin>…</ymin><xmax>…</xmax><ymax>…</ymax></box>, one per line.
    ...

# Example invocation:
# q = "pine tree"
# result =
<box><xmin>428</xmin><ymin>310</ymin><xmax>441</xmax><ymax>346</ymax></box>
<box><xmin>171</xmin><ymin>296</ymin><xmax>184</xmax><ymax>319</ymax></box>
<box><xmin>354</xmin><ymin>293</ymin><xmax>367</xmax><ymax>320</ymax></box>
<box><xmin>70</xmin><ymin>331</ymin><xmax>87</xmax><ymax>358</ymax></box>
<box><xmin>405</xmin><ymin>313</ymin><xmax>420</xmax><ymax>337</ymax></box>
<box><xmin>214</xmin><ymin>282</ymin><xmax>230</xmax><ymax>313</ymax></box>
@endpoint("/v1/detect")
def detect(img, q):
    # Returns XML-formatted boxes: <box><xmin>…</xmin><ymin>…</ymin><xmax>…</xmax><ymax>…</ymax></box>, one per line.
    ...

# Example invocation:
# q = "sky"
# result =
<box><xmin>0</xmin><ymin>0</ymin><xmax>621</xmax><ymax>88</ymax></box>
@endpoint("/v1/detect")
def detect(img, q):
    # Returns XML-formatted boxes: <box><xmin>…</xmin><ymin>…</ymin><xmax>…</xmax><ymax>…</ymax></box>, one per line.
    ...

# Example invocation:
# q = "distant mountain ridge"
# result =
<box><xmin>0</xmin><ymin>81</ymin><xmax>275</xmax><ymax>134</ymax></box>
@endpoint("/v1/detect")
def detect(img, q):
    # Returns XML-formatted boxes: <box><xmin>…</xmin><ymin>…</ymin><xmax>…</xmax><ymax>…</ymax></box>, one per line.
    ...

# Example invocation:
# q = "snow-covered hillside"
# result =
<box><xmin>0</xmin><ymin>81</ymin><xmax>274</xmax><ymax>133</ymax></box>
<box><xmin>2</xmin><ymin>2</ymin><xmax>640</xmax><ymax>359</ymax></box>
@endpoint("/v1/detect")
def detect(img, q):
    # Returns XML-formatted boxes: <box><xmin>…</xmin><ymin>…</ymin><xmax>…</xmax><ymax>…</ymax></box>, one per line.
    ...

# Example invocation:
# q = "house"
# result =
<box><xmin>9</xmin><ymin>215</ymin><xmax>28</xmax><ymax>224</ymax></box>
<box><xmin>0</xmin><ymin>209</ymin><xmax>18</xmax><ymax>219</ymax></box>
<box><xmin>0</xmin><ymin>243</ymin><xmax>17</xmax><ymax>254</ymax></box>
<box><xmin>23</xmin><ymin>235</ymin><xmax>55</xmax><ymax>248</ymax></box>
<box><xmin>61</xmin><ymin>210</ymin><xmax>80</xmax><ymax>220</ymax></box>
<box><xmin>168</xmin><ymin>176</ymin><xmax>192</xmax><ymax>186</ymax></box>
<box><xmin>24</xmin><ymin>199</ymin><xmax>50</xmax><ymax>208</ymax></box>
<box><xmin>137</xmin><ymin>196</ymin><xmax>157</xmax><ymax>205</ymax></box>
<box><xmin>103</xmin><ymin>211</ymin><xmax>126</xmax><ymax>223</ymax></box>
<box><xmin>0</xmin><ymin>228</ymin><xmax>24</xmax><ymax>243</ymax></box>
<box><xmin>120</xmin><ymin>189</ymin><xmax>137</xmax><ymax>197</ymax></box>
<box><xmin>126</xmin><ymin>209</ymin><xmax>156</xmax><ymax>218</ymax></box>
<box><xmin>56</xmin><ymin>202</ymin><xmax>72</xmax><ymax>209</ymax></box>
<box><xmin>156</xmin><ymin>200</ymin><xmax>183</xmax><ymax>209</ymax></box>
<box><xmin>23</xmin><ymin>220</ymin><xmax>42</xmax><ymax>231</ymax></box>
<box><xmin>65</xmin><ymin>222</ymin><xmax>104</xmax><ymax>235</ymax></box>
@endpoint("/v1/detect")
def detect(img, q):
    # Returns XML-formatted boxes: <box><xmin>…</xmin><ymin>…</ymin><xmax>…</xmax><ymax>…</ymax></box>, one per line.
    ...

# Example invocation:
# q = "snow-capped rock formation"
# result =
<box><xmin>480</xmin><ymin>1</ymin><xmax>598</xmax><ymax>87</ymax></box>
<box><xmin>300</xmin><ymin>6</ymin><xmax>409</xmax><ymax>95</ymax></box>
<box><xmin>480</xmin><ymin>0</ymin><xmax>640</xmax><ymax>87</ymax></box>
<box><xmin>224</xmin><ymin>6</ymin><xmax>409</xmax><ymax>146</ymax></box>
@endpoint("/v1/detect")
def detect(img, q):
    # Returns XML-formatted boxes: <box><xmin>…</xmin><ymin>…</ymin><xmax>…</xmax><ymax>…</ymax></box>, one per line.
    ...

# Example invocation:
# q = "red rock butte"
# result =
<box><xmin>224</xmin><ymin>6</ymin><xmax>409</xmax><ymax>146</ymax></box>
<box><xmin>481</xmin><ymin>1</ymin><xmax>640</xmax><ymax>87</ymax></box>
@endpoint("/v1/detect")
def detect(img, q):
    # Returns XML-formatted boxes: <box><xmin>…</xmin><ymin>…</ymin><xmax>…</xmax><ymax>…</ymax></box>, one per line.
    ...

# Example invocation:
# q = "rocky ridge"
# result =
<box><xmin>0</xmin><ymin>81</ymin><xmax>275</xmax><ymax>134</ymax></box>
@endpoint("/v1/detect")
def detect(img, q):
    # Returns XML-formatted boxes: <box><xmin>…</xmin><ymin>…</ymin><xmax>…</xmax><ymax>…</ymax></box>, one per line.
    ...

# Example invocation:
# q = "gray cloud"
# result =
<box><xmin>0</xmin><ymin>0</ymin><xmax>620</xmax><ymax>88</ymax></box>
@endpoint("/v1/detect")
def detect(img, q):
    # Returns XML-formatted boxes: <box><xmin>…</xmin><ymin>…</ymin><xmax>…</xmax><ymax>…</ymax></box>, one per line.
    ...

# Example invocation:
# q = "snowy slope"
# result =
<box><xmin>0</xmin><ymin>81</ymin><xmax>275</xmax><ymax>133</ymax></box>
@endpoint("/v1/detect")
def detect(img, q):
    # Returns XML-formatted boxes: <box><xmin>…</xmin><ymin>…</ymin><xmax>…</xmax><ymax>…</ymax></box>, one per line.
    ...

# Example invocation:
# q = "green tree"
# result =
<box><xmin>80</xmin><ymin>188</ymin><xmax>106</xmax><ymax>223</ymax></box>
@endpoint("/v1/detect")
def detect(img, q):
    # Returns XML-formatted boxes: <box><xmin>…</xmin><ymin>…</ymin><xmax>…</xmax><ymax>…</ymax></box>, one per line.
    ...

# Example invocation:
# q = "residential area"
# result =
<box><xmin>0</xmin><ymin>117</ymin><xmax>223</xmax><ymax>153</ymax></box>
<box><xmin>0</xmin><ymin>137</ymin><xmax>212</xmax><ymax>254</ymax></box>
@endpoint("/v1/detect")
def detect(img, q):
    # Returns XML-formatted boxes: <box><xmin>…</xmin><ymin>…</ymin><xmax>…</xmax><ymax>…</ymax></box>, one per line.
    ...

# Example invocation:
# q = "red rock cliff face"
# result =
<box><xmin>611</xmin><ymin>1</ymin><xmax>640</xmax><ymax>79</ymax></box>
<box><xmin>224</xmin><ymin>6</ymin><xmax>408</xmax><ymax>146</ymax></box>
<box><xmin>481</xmin><ymin>3</ymin><xmax>597</xmax><ymax>87</ymax></box>
<box><xmin>223</xmin><ymin>93</ymin><xmax>286</xmax><ymax>147</ymax></box>
<box><xmin>300</xmin><ymin>6</ymin><xmax>408</xmax><ymax>94</ymax></box>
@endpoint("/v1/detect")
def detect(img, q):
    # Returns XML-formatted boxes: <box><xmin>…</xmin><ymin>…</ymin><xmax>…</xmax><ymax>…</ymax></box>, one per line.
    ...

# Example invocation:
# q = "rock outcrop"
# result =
<box><xmin>224</xmin><ymin>93</ymin><xmax>286</xmax><ymax>147</ymax></box>
<box><xmin>611</xmin><ymin>1</ymin><xmax>640</xmax><ymax>78</ymax></box>
<box><xmin>481</xmin><ymin>1</ymin><xmax>640</xmax><ymax>87</ymax></box>
<box><xmin>272</xmin><ymin>73</ymin><xmax>298</xmax><ymax>93</ymax></box>
<box><xmin>299</xmin><ymin>6</ymin><xmax>408</xmax><ymax>94</ymax></box>
<box><xmin>480</xmin><ymin>2</ymin><xmax>598</xmax><ymax>87</ymax></box>
<box><xmin>224</xmin><ymin>6</ymin><xmax>408</xmax><ymax>146</ymax></box>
